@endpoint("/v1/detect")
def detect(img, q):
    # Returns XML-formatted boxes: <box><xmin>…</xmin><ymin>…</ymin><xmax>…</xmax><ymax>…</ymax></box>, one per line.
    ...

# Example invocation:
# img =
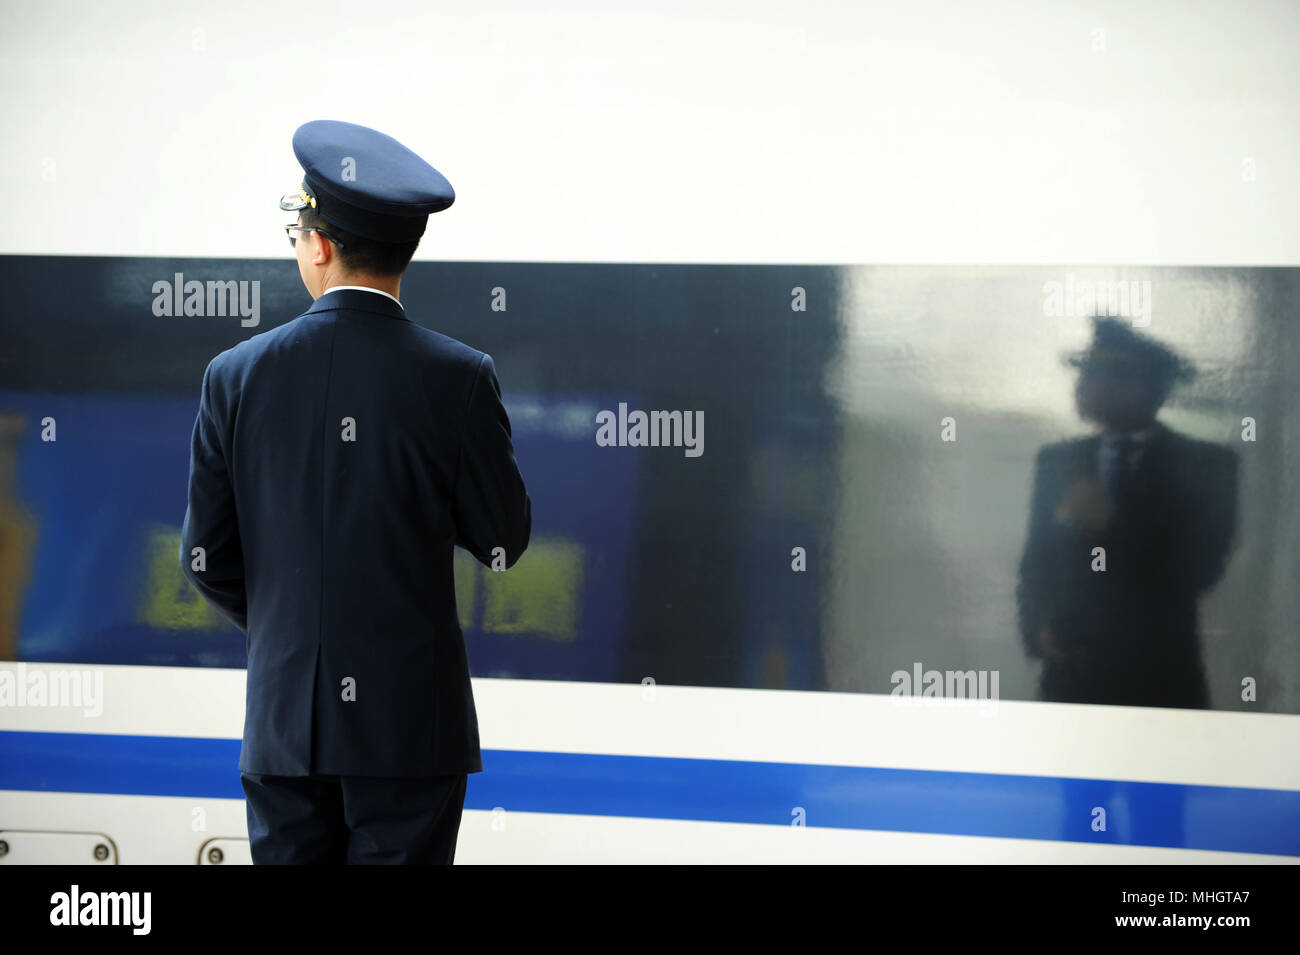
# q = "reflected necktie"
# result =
<box><xmin>1101</xmin><ymin>434</ymin><xmax>1134</xmax><ymax>504</ymax></box>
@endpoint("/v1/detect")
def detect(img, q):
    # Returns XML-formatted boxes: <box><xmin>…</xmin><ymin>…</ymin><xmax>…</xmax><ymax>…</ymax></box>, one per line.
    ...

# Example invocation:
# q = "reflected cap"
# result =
<box><xmin>1065</xmin><ymin>316</ymin><xmax>1195</xmax><ymax>385</ymax></box>
<box><xmin>279</xmin><ymin>120</ymin><xmax>454</xmax><ymax>243</ymax></box>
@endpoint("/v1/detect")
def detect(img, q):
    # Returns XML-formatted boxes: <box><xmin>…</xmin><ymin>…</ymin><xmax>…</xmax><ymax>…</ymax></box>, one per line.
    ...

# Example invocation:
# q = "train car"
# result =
<box><xmin>1</xmin><ymin>2</ymin><xmax>1298</xmax><ymax>864</ymax></box>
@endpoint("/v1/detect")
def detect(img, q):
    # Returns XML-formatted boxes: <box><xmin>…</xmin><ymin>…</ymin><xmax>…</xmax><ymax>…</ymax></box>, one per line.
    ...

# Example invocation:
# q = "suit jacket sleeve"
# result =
<box><xmin>1179</xmin><ymin>444</ymin><xmax>1239</xmax><ymax>593</ymax></box>
<box><xmin>452</xmin><ymin>353</ymin><xmax>532</xmax><ymax>569</ymax></box>
<box><xmin>1016</xmin><ymin>447</ymin><xmax>1054</xmax><ymax>659</ymax></box>
<box><xmin>179</xmin><ymin>358</ymin><xmax>248</xmax><ymax>634</ymax></box>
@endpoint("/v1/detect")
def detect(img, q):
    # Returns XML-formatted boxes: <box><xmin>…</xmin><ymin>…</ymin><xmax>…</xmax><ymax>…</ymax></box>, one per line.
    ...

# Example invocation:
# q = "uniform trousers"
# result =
<box><xmin>241</xmin><ymin>772</ymin><xmax>468</xmax><ymax>865</ymax></box>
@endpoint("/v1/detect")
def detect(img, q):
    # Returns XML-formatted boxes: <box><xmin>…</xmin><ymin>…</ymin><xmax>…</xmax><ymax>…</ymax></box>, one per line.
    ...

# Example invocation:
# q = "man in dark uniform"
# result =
<box><xmin>180</xmin><ymin>119</ymin><xmax>531</xmax><ymax>863</ymax></box>
<box><xmin>1016</xmin><ymin>317</ymin><xmax>1238</xmax><ymax>709</ymax></box>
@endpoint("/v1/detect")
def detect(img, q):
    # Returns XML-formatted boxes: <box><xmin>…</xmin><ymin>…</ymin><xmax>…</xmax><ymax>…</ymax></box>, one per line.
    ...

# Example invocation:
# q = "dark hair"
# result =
<box><xmin>299</xmin><ymin>207</ymin><xmax>420</xmax><ymax>277</ymax></box>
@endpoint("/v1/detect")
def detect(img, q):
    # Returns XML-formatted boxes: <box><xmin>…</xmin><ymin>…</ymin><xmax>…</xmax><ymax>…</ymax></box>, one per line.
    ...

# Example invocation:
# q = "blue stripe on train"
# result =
<box><xmin>1</xmin><ymin>730</ymin><xmax>1297</xmax><ymax>856</ymax></box>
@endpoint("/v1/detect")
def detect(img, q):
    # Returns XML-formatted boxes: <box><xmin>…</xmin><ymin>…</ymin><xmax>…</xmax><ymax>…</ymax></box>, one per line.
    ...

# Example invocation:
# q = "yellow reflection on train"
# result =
<box><xmin>137</xmin><ymin>524</ymin><xmax>226</xmax><ymax>631</ymax></box>
<box><xmin>140</xmin><ymin>524</ymin><xmax>584</xmax><ymax>643</ymax></box>
<box><xmin>455</xmin><ymin>538</ymin><xmax>583</xmax><ymax>642</ymax></box>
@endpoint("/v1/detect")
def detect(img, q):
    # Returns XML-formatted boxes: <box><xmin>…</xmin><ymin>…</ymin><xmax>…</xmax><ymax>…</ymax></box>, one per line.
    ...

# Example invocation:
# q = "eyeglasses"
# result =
<box><xmin>285</xmin><ymin>224</ymin><xmax>345</xmax><ymax>250</ymax></box>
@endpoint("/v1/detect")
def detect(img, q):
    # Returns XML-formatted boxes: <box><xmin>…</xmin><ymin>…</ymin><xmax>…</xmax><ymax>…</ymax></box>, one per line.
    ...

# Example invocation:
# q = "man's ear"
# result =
<box><xmin>311</xmin><ymin>230</ymin><xmax>332</xmax><ymax>266</ymax></box>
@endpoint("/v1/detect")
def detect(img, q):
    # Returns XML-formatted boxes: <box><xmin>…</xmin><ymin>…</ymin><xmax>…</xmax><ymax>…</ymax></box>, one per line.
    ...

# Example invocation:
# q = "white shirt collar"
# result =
<box><xmin>321</xmin><ymin>285</ymin><xmax>403</xmax><ymax>309</ymax></box>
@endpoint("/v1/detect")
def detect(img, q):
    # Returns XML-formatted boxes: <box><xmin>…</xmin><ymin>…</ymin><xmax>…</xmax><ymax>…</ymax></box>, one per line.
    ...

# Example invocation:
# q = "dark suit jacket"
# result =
<box><xmin>180</xmin><ymin>287</ymin><xmax>531</xmax><ymax>776</ymax></box>
<box><xmin>1016</xmin><ymin>423</ymin><xmax>1237</xmax><ymax>708</ymax></box>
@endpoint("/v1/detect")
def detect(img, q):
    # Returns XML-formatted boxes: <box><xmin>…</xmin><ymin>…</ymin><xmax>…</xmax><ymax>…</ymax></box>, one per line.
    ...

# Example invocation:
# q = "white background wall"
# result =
<box><xmin>2</xmin><ymin>0</ymin><xmax>1297</xmax><ymax>264</ymax></box>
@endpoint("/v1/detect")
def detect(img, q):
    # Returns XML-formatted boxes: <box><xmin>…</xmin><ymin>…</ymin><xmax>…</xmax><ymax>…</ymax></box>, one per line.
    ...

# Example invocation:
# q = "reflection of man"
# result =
<box><xmin>180</xmin><ymin>121</ymin><xmax>531</xmax><ymax>863</ymax></box>
<box><xmin>1017</xmin><ymin>318</ymin><xmax>1237</xmax><ymax>708</ymax></box>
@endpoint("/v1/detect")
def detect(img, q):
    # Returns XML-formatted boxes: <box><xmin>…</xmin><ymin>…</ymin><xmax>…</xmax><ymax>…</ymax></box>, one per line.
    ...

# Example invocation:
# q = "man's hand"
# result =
<box><xmin>1056</xmin><ymin>475</ymin><xmax>1113</xmax><ymax>531</ymax></box>
<box><xmin>1037</xmin><ymin>626</ymin><xmax>1067</xmax><ymax>661</ymax></box>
